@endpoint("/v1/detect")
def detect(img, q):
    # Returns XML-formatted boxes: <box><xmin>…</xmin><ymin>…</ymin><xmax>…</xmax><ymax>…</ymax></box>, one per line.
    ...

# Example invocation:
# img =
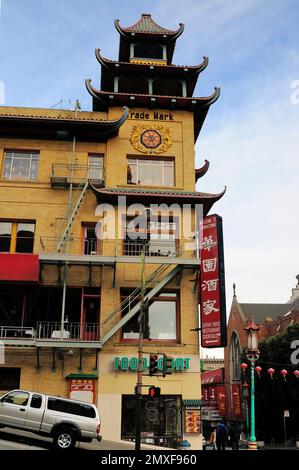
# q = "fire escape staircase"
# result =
<box><xmin>100</xmin><ymin>262</ymin><xmax>183</xmax><ymax>346</ymax></box>
<box><xmin>56</xmin><ymin>179</ymin><xmax>89</xmax><ymax>253</ymax></box>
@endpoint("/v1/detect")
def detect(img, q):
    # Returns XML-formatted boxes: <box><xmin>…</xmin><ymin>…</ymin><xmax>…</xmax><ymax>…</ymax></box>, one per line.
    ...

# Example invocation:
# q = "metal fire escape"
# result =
<box><xmin>100</xmin><ymin>260</ymin><xmax>183</xmax><ymax>346</ymax></box>
<box><xmin>57</xmin><ymin>179</ymin><xmax>90</xmax><ymax>253</ymax></box>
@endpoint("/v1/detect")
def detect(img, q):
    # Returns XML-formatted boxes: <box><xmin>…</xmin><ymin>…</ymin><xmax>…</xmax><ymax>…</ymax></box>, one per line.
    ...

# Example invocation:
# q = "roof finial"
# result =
<box><xmin>233</xmin><ymin>283</ymin><xmax>236</xmax><ymax>297</ymax></box>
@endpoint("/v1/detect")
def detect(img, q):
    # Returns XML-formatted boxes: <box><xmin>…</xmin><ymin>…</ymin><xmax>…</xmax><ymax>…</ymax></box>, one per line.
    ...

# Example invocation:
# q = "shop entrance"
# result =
<box><xmin>121</xmin><ymin>394</ymin><xmax>182</xmax><ymax>448</ymax></box>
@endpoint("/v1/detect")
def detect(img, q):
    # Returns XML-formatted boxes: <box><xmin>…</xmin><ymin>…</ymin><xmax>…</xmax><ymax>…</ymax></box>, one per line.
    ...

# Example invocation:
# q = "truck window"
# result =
<box><xmin>47</xmin><ymin>398</ymin><xmax>96</xmax><ymax>418</ymax></box>
<box><xmin>30</xmin><ymin>394</ymin><xmax>42</xmax><ymax>409</ymax></box>
<box><xmin>2</xmin><ymin>391</ymin><xmax>29</xmax><ymax>406</ymax></box>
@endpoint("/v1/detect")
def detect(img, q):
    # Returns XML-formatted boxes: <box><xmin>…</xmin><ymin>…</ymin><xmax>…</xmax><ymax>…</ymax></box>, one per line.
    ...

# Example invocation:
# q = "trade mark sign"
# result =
<box><xmin>199</xmin><ymin>214</ymin><xmax>227</xmax><ymax>348</ymax></box>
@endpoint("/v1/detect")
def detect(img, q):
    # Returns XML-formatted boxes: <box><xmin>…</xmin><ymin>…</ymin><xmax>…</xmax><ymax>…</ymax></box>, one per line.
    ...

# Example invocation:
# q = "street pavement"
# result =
<box><xmin>0</xmin><ymin>428</ymin><xmax>168</xmax><ymax>450</ymax></box>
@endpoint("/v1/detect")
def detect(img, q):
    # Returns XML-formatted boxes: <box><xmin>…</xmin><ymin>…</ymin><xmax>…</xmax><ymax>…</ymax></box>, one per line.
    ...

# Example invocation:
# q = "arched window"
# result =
<box><xmin>230</xmin><ymin>331</ymin><xmax>241</xmax><ymax>381</ymax></box>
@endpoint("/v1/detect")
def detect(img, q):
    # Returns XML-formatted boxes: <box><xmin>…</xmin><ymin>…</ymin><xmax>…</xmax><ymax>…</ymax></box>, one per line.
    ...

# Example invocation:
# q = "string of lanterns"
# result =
<box><xmin>240</xmin><ymin>363</ymin><xmax>299</xmax><ymax>381</ymax></box>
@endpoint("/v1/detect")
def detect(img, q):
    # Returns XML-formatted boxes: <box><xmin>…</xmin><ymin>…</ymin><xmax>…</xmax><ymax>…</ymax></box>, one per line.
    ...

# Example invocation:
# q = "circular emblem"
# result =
<box><xmin>140</xmin><ymin>130</ymin><xmax>162</xmax><ymax>149</ymax></box>
<box><xmin>130</xmin><ymin>125</ymin><xmax>172</xmax><ymax>154</ymax></box>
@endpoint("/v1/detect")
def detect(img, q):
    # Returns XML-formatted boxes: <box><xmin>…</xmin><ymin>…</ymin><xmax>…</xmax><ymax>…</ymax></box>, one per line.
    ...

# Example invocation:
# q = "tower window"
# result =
<box><xmin>127</xmin><ymin>157</ymin><xmax>174</xmax><ymax>186</ymax></box>
<box><xmin>134</xmin><ymin>41</ymin><xmax>163</xmax><ymax>60</ymax></box>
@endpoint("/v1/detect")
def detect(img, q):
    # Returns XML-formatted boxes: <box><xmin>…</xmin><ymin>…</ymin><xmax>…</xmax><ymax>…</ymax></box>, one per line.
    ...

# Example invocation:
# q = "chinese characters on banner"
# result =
<box><xmin>231</xmin><ymin>384</ymin><xmax>243</xmax><ymax>419</ymax></box>
<box><xmin>184</xmin><ymin>409</ymin><xmax>201</xmax><ymax>433</ymax></box>
<box><xmin>199</xmin><ymin>214</ymin><xmax>227</xmax><ymax>348</ymax></box>
<box><xmin>69</xmin><ymin>379</ymin><xmax>94</xmax><ymax>403</ymax></box>
<box><xmin>215</xmin><ymin>385</ymin><xmax>227</xmax><ymax>417</ymax></box>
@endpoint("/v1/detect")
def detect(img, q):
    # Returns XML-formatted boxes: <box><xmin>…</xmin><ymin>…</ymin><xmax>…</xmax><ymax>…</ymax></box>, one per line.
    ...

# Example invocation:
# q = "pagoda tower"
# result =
<box><xmin>86</xmin><ymin>13</ymin><xmax>224</xmax><ymax>209</ymax></box>
<box><xmin>86</xmin><ymin>13</ymin><xmax>220</xmax><ymax>144</ymax></box>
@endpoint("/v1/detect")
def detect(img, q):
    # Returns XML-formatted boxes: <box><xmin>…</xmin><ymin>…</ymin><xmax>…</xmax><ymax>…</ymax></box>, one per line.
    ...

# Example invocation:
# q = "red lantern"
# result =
<box><xmin>255</xmin><ymin>366</ymin><xmax>262</xmax><ymax>378</ymax></box>
<box><xmin>240</xmin><ymin>363</ymin><xmax>248</xmax><ymax>377</ymax></box>
<box><xmin>280</xmin><ymin>369</ymin><xmax>288</xmax><ymax>381</ymax></box>
<box><xmin>268</xmin><ymin>368</ymin><xmax>275</xmax><ymax>379</ymax></box>
<box><xmin>293</xmin><ymin>370</ymin><xmax>299</xmax><ymax>379</ymax></box>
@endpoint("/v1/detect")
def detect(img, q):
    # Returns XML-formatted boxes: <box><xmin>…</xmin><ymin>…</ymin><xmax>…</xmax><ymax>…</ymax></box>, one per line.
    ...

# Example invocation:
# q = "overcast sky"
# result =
<box><xmin>1</xmin><ymin>1</ymin><xmax>299</xmax><ymax>358</ymax></box>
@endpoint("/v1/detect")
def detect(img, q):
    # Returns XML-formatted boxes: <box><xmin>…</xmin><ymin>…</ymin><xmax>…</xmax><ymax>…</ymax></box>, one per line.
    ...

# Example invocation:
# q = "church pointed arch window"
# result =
<box><xmin>230</xmin><ymin>331</ymin><xmax>241</xmax><ymax>382</ymax></box>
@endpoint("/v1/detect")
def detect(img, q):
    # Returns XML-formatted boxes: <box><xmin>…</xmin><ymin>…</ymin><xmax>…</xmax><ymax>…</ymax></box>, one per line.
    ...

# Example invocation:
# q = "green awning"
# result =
<box><xmin>65</xmin><ymin>373</ymin><xmax>98</xmax><ymax>380</ymax></box>
<box><xmin>183</xmin><ymin>399</ymin><xmax>201</xmax><ymax>407</ymax></box>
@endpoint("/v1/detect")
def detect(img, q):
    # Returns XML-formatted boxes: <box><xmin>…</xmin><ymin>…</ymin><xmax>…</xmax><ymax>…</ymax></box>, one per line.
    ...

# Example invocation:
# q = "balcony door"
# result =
<box><xmin>80</xmin><ymin>292</ymin><xmax>100</xmax><ymax>341</ymax></box>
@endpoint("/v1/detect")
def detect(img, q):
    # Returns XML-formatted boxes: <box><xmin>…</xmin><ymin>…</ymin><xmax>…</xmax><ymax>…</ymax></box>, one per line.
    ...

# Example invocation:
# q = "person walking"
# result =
<box><xmin>209</xmin><ymin>427</ymin><xmax>217</xmax><ymax>450</ymax></box>
<box><xmin>216</xmin><ymin>419</ymin><xmax>229</xmax><ymax>450</ymax></box>
<box><xmin>228</xmin><ymin>421</ymin><xmax>241</xmax><ymax>450</ymax></box>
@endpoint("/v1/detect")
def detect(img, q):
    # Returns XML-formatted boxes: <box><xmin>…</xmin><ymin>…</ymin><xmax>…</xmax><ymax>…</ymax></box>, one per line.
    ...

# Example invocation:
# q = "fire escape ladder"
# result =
<box><xmin>56</xmin><ymin>179</ymin><xmax>89</xmax><ymax>253</ymax></box>
<box><xmin>100</xmin><ymin>264</ymin><xmax>182</xmax><ymax>346</ymax></box>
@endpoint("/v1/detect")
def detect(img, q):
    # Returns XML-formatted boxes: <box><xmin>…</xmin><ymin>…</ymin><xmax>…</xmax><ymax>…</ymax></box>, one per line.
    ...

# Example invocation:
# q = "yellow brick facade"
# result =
<box><xmin>0</xmin><ymin>104</ymin><xmax>202</xmax><ymax>448</ymax></box>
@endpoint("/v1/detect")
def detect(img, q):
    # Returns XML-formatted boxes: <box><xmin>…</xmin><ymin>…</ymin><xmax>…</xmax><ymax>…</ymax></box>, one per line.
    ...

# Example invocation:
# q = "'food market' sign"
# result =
<box><xmin>113</xmin><ymin>356</ymin><xmax>191</xmax><ymax>372</ymax></box>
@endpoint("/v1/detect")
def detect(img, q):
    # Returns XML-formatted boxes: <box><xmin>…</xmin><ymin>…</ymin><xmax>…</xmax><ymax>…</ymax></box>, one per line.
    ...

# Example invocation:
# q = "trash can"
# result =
<box><xmin>179</xmin><ymin>440</ymin><xmax>191</xmax><ymax>450</ymax></box>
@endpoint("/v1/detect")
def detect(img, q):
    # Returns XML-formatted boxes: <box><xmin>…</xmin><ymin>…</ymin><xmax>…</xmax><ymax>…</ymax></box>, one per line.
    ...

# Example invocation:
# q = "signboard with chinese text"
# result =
<box><xmin>215</xmin><ymin>385</ymin><xmax>227</xmax><ymax>417</ymax></box>
<box><xmin>69</xmin><ymin>379</ymin><xmax>94</xmax><ymax>403</ymax></box>
<box><xmin>199</xmin><ymin>214</ymin><xmax>227</xmax><ymax>348</ymax></box>
<box><xmin>231</xmin><ymin>384</ymin><xmax>243</xmax><ymax>419</ymax></box>
<box><xmin>184</xmin><ymin>409</ymin><xmax>201</xmax><ymax>433</ymax></box>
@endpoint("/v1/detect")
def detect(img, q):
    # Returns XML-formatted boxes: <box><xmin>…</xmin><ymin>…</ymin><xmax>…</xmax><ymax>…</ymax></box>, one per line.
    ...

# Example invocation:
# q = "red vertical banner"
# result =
<box><xmin>231</xmin><ymin>384</ymin><xmax>242</xmax><ymax>419</ymax></box>
<box><xmin>199</xmin><ymin>214</ymin><xmax>227</xmax><ymax>348</ymax></box>
<box><xmin>216</xmin><ymin>385</ymin><xmax>227</xmax><ymax>417</ymax></box>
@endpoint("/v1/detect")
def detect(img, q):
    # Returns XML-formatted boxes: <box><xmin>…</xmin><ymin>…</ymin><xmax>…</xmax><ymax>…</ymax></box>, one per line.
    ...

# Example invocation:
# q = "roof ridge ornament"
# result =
<box><xmin>114</xmin><ymin>15</ymin><xmax>184</xmax><ymax>38</ymax></box>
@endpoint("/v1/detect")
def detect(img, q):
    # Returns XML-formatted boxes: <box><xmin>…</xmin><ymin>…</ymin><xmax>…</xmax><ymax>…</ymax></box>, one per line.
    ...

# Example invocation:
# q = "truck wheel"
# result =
<box><xmin>53</xmin><ymin>428</ymin><xmax>76</xmax><ymax>450</ymax></box>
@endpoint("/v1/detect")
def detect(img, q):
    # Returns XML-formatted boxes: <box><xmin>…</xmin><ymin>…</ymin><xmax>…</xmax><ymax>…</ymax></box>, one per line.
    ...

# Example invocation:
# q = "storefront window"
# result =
<box><xmin>121</xmin><ymin>394</ymin><xmax>182</xmax><ymax>447</ymax></box>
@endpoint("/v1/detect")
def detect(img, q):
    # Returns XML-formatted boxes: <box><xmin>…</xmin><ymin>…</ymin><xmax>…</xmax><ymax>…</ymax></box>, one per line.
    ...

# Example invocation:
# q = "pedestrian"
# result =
<box><xmin>228</xmin><ymin>421</ymin><xmax>241</xmax><ymax>450</ymax></box>
<box><xmin>209</xmin><ymin>427</ymin><xmax>217</xmax><ymax>450</ymax></box>
<box><xmin>216</xmin><ymin>419</ymin><xmax>228</xmax><ymax>450</ymax></box>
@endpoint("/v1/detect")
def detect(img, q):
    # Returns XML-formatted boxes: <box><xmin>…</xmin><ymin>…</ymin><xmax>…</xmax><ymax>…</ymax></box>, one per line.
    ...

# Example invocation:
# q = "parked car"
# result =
<box><xmin>0</xmin><ymin>389</ymin><xmax>101</xmax><ymax>449</ymax></box>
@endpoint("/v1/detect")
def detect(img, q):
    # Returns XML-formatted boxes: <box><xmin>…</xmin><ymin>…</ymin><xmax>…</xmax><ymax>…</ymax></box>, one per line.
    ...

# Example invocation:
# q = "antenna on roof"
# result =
<box><xmin>75</xmin><ymin>99</ymin><xmax>81</xmax><ymax>118</ymax></box>
<box><xmin>50</xmin><ymin>99</ymin><xmax>63</xmax><ymax>109</ymax></box>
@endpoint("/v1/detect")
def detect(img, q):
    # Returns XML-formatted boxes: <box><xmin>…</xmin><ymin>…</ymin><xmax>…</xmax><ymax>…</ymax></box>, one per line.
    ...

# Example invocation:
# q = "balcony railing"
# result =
<box><xmin>39</xmin><ymin>237</ymin><xmax>196</xmax><ymax>258</ymax></box>
<box><xmin>51</xmin><ymin>164</ymin><xmax>105</xmax><ymax>188</ymax></box>
<box><xmin>36</xmin><ymin>321</ymin><xmax>99</xmax><ymax>341</ymax></box>
<box><xmin>0</xmin><ymin>326</ymin><xmax>35</xmax><ymax>339</ymax></box>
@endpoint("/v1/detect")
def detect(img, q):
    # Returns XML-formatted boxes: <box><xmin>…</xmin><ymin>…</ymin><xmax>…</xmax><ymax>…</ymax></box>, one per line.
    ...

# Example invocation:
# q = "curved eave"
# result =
<box><xmin>0</xmin><ymin>106</ymin><xmax>129</xmax><ymax>142</ymax></box>
<box><xmin>90</xmin><ymin>185</ymin><xmax>226</xmax><ymax>215</ymax></box>
<box><xmin>114</xmin><ymin>18</ymin><xmax>184</xmax><ymax>40</ymax></box>
<box><xmin>195</xmin><ymin>160</ymin><xmax>210</xmax><ymax>182</ymax></box>
<box><xmin>96</xmin><ymin>49</ymin><xmax>209</xmax><ymax>76</ymax></box>
<box><xmin>86</xmin><ymin>80</ymin><xmax>220</xmax><ymax>107</ymax></box>
<box><xmin>194</xmin><ymin>87</ymin><xmax>221</xmax><ymax>142</ymax></box>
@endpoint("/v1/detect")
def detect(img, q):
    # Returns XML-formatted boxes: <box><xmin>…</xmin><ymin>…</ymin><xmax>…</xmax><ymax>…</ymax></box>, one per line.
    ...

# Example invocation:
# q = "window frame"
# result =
<box><xmin>122</xmin><ymin>214</ymin><xmax>180</xmax><ymax>257</ymax></box>
<box><xmin>127</xmin><ymin>156</ymin><xmax>175</xmax><ymax>187</ymax></box>
<box><xmin>121</xmin><ymin>290</ymin><xmax>180</xmax><ymax>343</ymax></box>
<box><xmin>88</xmin><ymin>153</ymin><xmax>104</xmax><ymax>181</ymax></box>
<box><xmin>81</xmin><ymin>222</ymin><xmax>100</xmax><ymax>255</ymax></box>
<box><xmin>0</xmin><ymin>220</ymin><xmax>35</xmax><ymax>254</ymax></box>
<box><xmin>2</xmin><ymin>150</ymin><xmax>40</xmax><ymax>181</ymax></box>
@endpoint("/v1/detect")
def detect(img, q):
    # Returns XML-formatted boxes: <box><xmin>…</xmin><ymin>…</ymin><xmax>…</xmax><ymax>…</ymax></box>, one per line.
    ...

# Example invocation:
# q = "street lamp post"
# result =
<box><xmin>244</xmin><ymin>318</ymin><xmax>260</xmax><ymax>451</ymax></box>
<box><xmin>241</xmin><ymin>381</ymin><xmax>249</xmax><ymax>439</ymax></box>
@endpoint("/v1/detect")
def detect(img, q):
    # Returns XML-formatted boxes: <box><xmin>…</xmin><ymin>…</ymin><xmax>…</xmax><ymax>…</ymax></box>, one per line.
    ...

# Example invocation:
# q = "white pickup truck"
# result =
<box><xmin>0</xmin><ymin>389</ymin><xmax>101</xmax><ymax>449</ymax></box>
